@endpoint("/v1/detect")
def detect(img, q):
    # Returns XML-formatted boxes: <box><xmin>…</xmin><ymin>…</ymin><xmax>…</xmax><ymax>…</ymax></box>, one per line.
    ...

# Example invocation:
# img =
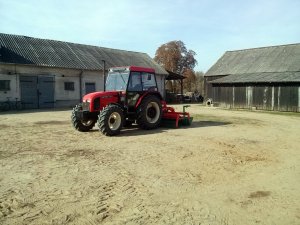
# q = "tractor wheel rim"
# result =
<box><xmin>146</xmin><ymin>102</ymin><xmax>160</xmax><ymax>123</ymax></box>
<box><xmin>108</xmin><ymin>112</ymin><xmax>121</xmax><ymax>130</ymax></box>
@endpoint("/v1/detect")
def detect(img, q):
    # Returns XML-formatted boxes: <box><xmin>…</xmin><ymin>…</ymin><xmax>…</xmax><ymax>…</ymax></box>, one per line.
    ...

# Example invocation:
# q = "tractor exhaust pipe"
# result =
<box><xmin>102</xmin><ymin>60</ymin><xmax>106</xmax><ymax>91</ymax></box>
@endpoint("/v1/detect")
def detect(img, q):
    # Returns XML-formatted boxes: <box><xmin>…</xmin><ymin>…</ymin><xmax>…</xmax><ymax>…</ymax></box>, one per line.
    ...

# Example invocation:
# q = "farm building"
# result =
<box><xmin>0</xmin><ymin>33</ymin><xmax>168</xmax><ymax>109</ymax></box>
<box><xmin>204</xmin><ymin>43</ymin><xmax>300</xmax><ymax>112</ymax></box>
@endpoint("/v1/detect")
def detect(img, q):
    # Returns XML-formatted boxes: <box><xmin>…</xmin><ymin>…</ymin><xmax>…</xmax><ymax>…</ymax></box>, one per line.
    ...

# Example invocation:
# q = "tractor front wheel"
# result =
<box><xmin>137</xmin><ymin>95</ymin><xmax>162</xmax><ymax>130</ymax></box>
<box><xmin>98</xmin><ymin>104</ymin><xmax>124</xmax><ymax>136</ymax></box>
<box><xmin>71</xmin><ymin>105</ymin><xmax>96</xmax><ymax>132</ymax></box>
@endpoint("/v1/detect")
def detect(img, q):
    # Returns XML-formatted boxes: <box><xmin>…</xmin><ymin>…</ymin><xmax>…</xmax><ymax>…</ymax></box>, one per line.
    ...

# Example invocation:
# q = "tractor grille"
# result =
<box><xmin>82</xmin><ymin>102</ymin><xmax>90</xmax><ymax>111</ymax></box>
<box><xmin>93</xmin><ymin>98</ymin><xmax>100</xmax><ymax>110</ymax></box>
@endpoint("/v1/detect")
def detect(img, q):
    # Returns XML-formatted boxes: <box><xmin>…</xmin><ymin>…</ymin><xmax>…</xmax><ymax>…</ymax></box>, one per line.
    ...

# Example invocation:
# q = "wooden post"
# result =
<box><xmin>180</xmin><ymin>79</ymin><xmax>183</xmax><ymax>97</ymax></box>
<box><xmin>271</xmin><ymin>86</ymin><xmax>274</xmax><ymax>111</ymax></box>
<box><xmin>298</xmin><ymin>87</ymin><xmax>300</xmax><ymax>112</ymax></box>
<box><xmin>232</xmin><ymin>86</ymin><xmax>235</xmax><ymax>108</ymax></box>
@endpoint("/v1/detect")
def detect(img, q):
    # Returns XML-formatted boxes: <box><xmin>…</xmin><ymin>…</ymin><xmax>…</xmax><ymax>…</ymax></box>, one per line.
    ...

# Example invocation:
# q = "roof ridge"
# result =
<box><xmin>228</xmin><ymin>71</ymin><xmax>300</xmax><ymax>75</ymax></box>
<box><xmin>226</xmin><ymin>43</ymin><xmax>300</xmax><ymax>53</ymax></box>
<box><xmin>0</xmin><ymin>32</ymin><xmax>148</xmax><ymax>55</ymax></box>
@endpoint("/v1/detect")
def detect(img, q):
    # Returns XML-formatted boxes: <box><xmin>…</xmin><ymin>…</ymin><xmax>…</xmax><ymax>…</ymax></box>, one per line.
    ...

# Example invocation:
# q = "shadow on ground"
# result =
<box><xmin>113</xmin><ymin>120</ymin><xmax>232</xmax><ymax>136</ymax></box>
<box><xmin>190</xmin><ymin>120</ymin><xmax>231</xmax><ymax>128</ymax></box>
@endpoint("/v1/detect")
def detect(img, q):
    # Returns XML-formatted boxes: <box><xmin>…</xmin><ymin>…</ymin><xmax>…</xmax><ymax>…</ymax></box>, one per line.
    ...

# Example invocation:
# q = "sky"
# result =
<box><xmin>0</xmin><ymin>0</ymin><xmax>299</xmax><ymax>72</ymax></box>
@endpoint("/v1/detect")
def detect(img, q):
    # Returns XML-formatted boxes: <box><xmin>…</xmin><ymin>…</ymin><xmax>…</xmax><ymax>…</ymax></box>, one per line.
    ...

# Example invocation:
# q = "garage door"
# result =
<box><xmin>39</xmin><ymin>76</ymin><xmax>55</xmax><ymax>108</ymax></box>
<box><xmin>20</xmin><ymin>76</ymin><xmax>55</xmax><ymax>109</ymax></box>
<box><xmin>20</xmin><ymin>76</ymin><xmax>38</xmax><ymax>109</ymax></box>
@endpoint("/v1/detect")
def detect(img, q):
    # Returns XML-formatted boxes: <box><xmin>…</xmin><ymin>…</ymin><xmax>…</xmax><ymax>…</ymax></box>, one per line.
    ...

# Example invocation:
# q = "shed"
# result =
<box><xmin>0</xmin><ymin>33</ymin><xmax>168</xmax><ymax>109</ymax></box>
<box><xmin>204</xmin><ymin>44</ymin><xmax>300</xmax><ymax>112</ymax></box>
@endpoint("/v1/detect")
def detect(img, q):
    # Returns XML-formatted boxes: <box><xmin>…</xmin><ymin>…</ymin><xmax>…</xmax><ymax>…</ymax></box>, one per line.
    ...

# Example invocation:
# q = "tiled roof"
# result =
<box><xmin>210</xmin><ymin>71</ymin><xmax>300</xmax><ymax>84</ymax></box>
<box><xmin>205</xmin><ymin>44</ymin><xmax>300</xmax><ymax>80</ymax></box>
<box><xmin>0</xmin><ymin>33</ymin><xmax>167</xmax><ymax>74</ymax></box>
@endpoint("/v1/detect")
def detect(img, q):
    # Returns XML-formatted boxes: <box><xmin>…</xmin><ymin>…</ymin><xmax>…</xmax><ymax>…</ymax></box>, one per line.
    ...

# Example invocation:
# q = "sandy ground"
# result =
<box><xmin>0</xmin><ymin>105</ymin><xmax>299</xmax><ymax>225</ymax></box>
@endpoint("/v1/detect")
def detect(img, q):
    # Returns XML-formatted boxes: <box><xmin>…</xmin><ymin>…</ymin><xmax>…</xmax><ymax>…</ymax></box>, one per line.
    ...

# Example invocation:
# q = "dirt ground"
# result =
<box><xmin>0</xmin><ymin>105</ymin><xmax>299</xmax><ymax>225</ymax></box>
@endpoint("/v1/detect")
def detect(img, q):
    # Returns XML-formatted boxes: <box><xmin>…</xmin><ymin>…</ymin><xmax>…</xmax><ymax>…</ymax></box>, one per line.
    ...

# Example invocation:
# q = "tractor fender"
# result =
<box><xmin>105</xmin><ymin>102</ymin><xmax>125</xmax><ymax>111</ymax></box>
<box><xmin>135</xmin><ymin>91</ymin><xmax>163</xmax><ymax>108</ymax></box>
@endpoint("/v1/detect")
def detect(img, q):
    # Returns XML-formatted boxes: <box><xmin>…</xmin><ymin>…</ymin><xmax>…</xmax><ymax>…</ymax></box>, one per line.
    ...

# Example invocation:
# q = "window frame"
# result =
<box><xmin>64</xmin><ymin>82</ymin><xmax>75</xmax><ymax>91</ymax></box>
<box><xmin>0</xmin><ymin>80</ymin><xmax>10</xmax><ymax>91</ymax></box>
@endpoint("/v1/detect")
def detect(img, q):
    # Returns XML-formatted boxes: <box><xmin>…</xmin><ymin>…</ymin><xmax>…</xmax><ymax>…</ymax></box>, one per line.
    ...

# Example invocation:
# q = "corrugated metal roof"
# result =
<box><xmin>165</xmin><ymin>70</ymin><xmax>186</xmax><ymax>80</ymax></box>
<box><xmin>0</xmin><ymin>33</ymin><xmax>167</xmax><ymax>74</ymax></box>
<box><xmin>210</xmin><ymin>71</ymin><xmax>300</xmax><ymax>84</ymax></box>
<box><xmin>205</xmin><ymin>44</ymin><xmax>300</xmax><ymax>77</ymax></box>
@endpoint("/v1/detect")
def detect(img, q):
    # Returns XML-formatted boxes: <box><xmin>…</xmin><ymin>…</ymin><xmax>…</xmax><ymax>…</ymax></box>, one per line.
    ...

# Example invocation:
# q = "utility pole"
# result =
<box><xmin>102</xmin><ymin>60</ymin><xmax>106</xmax><ymax>91</ymax></box>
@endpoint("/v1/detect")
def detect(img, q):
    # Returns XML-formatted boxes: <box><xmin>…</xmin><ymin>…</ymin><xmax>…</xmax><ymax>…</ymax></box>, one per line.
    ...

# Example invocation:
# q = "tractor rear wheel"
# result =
<box><xmin>98</xmin><ymin>104</ymin><xmax>124</xmax><ymax>136</ymax></box>
<box><xmin>137</xmin><ymin>95</ymin><xmax>162</xmax><ymax>130</ymax></box>
<box><xmin>71</xmin><ymin>105</ymin><xmax>96</xmax><ymax>132</ymax></box>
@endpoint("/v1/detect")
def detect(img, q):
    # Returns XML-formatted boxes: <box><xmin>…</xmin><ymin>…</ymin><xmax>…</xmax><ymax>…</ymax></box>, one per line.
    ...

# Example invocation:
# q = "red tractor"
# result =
<box><xmin>71</xmin><ymin>66</ymin><xmax>192</xmax><ymax>136</ymax></box>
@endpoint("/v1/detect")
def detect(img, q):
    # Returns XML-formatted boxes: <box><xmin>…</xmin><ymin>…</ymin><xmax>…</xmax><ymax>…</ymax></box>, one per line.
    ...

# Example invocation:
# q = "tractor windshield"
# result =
<box><xmin>105</xmin><ymin>71</ymin><xmax>129</xmax><ymax>91</ymax></box>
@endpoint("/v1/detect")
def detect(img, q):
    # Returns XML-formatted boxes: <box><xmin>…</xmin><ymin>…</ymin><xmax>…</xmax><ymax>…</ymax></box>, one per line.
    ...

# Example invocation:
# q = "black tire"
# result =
<box><xmin>98</xmin><ymin>105</ymin><xmax>124</xmax><ymax>136</ymax></box>
<box><xmin>137</xmin><ymin>95</ymin><xmax>162</xmax><ymax>130</ymax></box>
<box><xmin>71</xmin><ymin>105</ymin><xmax>96</xmax><ymax>132</ymax></box>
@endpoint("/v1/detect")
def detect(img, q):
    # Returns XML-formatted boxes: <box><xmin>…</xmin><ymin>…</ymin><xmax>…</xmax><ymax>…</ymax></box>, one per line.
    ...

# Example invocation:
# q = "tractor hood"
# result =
<box><xmin>82</xmin><ymin>91</ymin><xmax>122</xmax><ymax>112</ymax></box>
<box><xmin>82</xmin><ymin>91</ymin><xmax>120</xmax><ymax>102</ymax></box>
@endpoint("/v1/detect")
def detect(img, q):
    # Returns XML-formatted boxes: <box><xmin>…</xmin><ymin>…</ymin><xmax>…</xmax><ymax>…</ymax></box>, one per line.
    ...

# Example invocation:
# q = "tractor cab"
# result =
<box><xmin>106</xmin><ymin>66</ymin><xmax>159</xmax><ymax>111</ymax></box>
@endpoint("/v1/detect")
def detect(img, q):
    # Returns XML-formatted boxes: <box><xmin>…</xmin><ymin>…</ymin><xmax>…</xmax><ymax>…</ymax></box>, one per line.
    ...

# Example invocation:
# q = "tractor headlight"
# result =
<box><xmin>82</xmin><ymin>101</ymin><xmax>90</xmax><ymax>111</ymax></box>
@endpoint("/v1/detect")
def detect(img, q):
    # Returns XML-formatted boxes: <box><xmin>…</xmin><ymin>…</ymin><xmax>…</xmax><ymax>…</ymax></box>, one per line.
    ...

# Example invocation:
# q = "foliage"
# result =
<box><xmin>154</xmin><ymin>40</ymin><xmax>197</xmax><ymax>74</ymax></box>
<box><xmin>154</xmin><ymin>40</ymin><xmax>206</xmax><ymax>93</ymax></box>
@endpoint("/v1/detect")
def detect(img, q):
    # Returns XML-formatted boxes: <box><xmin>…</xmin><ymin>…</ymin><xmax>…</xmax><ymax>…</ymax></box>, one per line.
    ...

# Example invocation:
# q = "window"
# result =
<box><xmin>128</xmin><ymin>72</ymin><xmax>142</xmax><ymax>91</ymax></box>
<box><xmin>142</xmin><ymin>73</ymin><xmax>157</xmax><ymax>91</ymax></box>
<box><xmin>85</xmin><ymin>82</ymin><xmax>96</xmax><ymax>94</ymax></box>
<box><xmin>64</xmin><ymin>82</ymin><xmax>74</xmax><ymax>91</ymax></box>
<box><xmin>0</xmin><ymin>80</ymin><xmax>10</xmax><ymax>91</ymax></box>
<box><xmin>106</xmin><ymin>71</ymin><xmax>129</xmax><ymax>91</ymax></box>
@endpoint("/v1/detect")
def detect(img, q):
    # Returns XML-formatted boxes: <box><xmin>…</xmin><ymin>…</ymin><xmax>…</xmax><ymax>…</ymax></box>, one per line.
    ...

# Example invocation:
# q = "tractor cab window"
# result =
<box><xmin>142</xmin><ymin>73</ymin><xmax>157</xmax><ymax>91</ymax></box>
<box><xmin>128</xmin><ymin>72</ymin><xmax>142</xmax><ymax>92</ymax></box>
<box><xmin>106</xmin><ymin>71</ymin><xmax>129</xmax><ymax>91</ymax></box>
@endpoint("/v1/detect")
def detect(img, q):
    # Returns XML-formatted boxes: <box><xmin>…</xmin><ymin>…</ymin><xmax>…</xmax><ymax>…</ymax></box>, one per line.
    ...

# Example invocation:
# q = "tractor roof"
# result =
<box><xmin>109</xmin><ymin>66</ymin><xmax>155</xmax><ymax>73</ymax></box>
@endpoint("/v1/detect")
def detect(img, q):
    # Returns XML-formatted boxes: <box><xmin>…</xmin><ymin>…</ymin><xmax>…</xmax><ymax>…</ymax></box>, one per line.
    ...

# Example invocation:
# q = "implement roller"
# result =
<box><xmin>161</xmin><ymin>102</ymin><xmax>193</xmax><ymax>128</ymax></box>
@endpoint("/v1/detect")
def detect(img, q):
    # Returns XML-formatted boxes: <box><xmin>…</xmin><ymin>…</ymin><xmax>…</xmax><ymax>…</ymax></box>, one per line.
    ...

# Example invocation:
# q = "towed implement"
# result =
<box><xmin>71</xmin><ymin>66</ymin><xmax>192</xmax><ymax>136</ymax></box>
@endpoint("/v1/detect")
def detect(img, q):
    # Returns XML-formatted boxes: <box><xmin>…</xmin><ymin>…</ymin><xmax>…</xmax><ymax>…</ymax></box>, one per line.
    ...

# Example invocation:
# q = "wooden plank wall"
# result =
<box><xmin>211</xmin><ymin>84</ymin><xmax>300</xmax><ymax>112</ymax></box>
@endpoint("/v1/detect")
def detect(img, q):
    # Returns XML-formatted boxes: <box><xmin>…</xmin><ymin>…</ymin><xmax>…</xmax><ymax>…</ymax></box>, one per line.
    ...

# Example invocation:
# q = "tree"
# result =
<box><xmin>154</xmin><ymin>40</ymin><xmax>198</xmax><ymax>93</ymax></box>
<box><xmin>194</xmin><ymin>71</ymin><xmax>205</xmax><ymax>95</ymax></box>
<box><xmin>183</xmin><ymin>69</ymin><xmax>196</xmax><ymax>92</ymax></box>
<box><xmin>154</xmin><ymin>40</ymin><xmax>197</xmax><ymax>74</ymax></box>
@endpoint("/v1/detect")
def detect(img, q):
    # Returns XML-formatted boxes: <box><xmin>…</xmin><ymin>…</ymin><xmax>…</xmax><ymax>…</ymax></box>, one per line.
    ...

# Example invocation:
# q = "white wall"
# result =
<box><xmin>0</xmin><ymin>73</ymin><xmax>20</xmax><ymax>101</ymax></box>
<box><xmin>0</xmin><ymin>64</ymin><xmax>105</xmax><ymax>107</ymax></box>
<box><xmin>82</xmin><ymin>72</ymin><xmax>104</xmax><ymax>94</ymax></box>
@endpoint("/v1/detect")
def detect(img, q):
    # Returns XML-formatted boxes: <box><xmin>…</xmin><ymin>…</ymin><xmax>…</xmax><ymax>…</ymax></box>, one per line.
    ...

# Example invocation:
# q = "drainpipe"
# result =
<box><xmin>102</xmin><ymin>60</ymin><xmax>106</xmax><ymax>91</ymax></box>
<box><xmin>79</xmin><ymin>70</ymin><xmax>83</xmax><ymax>102</ymax></box>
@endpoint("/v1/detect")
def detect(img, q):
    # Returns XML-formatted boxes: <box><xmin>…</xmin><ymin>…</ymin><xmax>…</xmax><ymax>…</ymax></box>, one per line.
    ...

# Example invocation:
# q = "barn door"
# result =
<box><xmin>20</xmin><ymin>76</ymin><xmax>55</xmax><ymax>109</ymax></box>
<box><xmin>38</xmin><ymin>76</ymin><xmax>55</xmax><ymax>108</ymax></box>
<box><xmin>20</xmin><ymin>76</ymin><xmax>39</xmax><ymax>109</ymax></box>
